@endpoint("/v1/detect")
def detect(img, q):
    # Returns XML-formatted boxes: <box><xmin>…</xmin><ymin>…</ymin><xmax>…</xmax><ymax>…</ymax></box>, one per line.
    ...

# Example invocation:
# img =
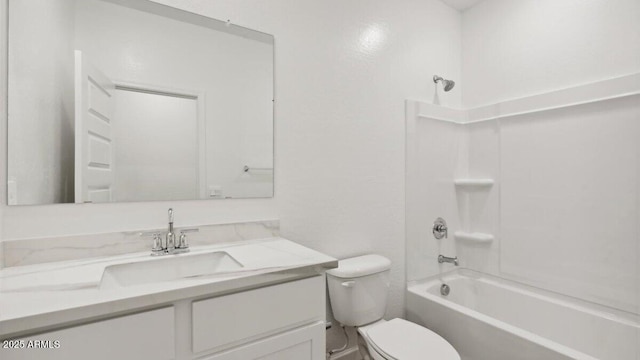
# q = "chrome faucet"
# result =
<box><xmin>166</xmin><ymin>208</ymin><xmax>176</xmax><ymax>254</ymax></box>
<box><xmin>140</xmin><ymin>209</ymin><xmax>198</xmax><ymax>256</ymax></box>
<box><xmin>438</xmin><ymin>255</ymin><xmax>459</xmax><ymax>266</ymax></box>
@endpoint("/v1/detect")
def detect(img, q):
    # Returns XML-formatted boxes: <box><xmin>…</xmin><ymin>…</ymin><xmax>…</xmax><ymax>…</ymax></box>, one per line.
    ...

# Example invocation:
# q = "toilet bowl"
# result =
<box><xmin>326</xmin><ymin>254</ymin><xmax>460</xmax><ymax>360</ymax></box>
<box><xmin>358</xmin><ymin>319</ymin><xmax>459</xmax><ymax>360</ymax></box>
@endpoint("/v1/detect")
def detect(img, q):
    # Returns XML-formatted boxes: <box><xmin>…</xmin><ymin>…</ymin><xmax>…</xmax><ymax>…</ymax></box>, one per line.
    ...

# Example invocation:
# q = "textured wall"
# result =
<box><xmin>462</xmin><ymin>0</ymin><xmax>640</xmax><ymax>108</ymax></box>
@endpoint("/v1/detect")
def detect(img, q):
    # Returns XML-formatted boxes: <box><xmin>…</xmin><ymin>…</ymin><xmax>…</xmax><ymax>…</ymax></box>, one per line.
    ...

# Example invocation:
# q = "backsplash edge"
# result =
<box><xmin>1</xmin><ymin>219</ymin><xmax>280</xmax><ymax>268</ymax></box>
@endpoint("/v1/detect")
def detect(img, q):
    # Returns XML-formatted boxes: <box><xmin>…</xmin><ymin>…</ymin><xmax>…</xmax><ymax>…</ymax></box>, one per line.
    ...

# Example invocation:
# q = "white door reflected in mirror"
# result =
<box><xmin>74</xmin><ymin>51</ymin><xmax>116</xmax><ymax>204</ymax></box>
<box><xmin>112</xmin><ymin>88</ymin><xmax>200</xmax><ymax>203</ymax></box>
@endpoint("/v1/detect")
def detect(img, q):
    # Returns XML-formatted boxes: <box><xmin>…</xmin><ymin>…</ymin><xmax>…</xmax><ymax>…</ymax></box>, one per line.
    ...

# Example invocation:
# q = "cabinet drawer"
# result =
<box><xmin>1</xmin><ymin>307</ymin><xmax>175</xmax><ymax>360</ymax></box>
<box><xmin>192</xmin><ymin>276</ymin><xmax>324</xmax><ymax>354</ymax></box>
<box><xmin>201</xmin><ymin>321</ymin><xmax>325</xmax><ymax>360</ymax></box>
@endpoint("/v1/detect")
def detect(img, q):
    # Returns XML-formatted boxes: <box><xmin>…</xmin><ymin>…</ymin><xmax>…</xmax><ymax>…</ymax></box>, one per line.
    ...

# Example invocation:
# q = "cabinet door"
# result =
<box><xmin>202</xmin><ymin>321</ymin><xmax>325</xmax><ymax>360</ymax></box>
<box><xmin>193</xmin><ymin>276</ymin><xmax>324</xmax><ymax>353</ymax></box>
<box><xmin>1</xmin><ymin>307</ymin><xmax>175</xmax><ymax>360</ymax></box>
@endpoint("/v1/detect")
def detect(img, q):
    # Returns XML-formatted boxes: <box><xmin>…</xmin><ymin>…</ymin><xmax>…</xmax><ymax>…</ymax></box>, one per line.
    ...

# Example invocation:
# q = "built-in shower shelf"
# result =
<box><xmin>454</xmin><ymin>178</ymin><xmax>494</xmax><ymax>187</ymax></box>
<box><xmin>454</xmin><ymin>231</ymin><xmax>494</xmax><ymax>243</ymax></box>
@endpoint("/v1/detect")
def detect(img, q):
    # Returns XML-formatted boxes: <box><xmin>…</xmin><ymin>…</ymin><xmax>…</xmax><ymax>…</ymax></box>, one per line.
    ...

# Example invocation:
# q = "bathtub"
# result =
<box><xmin>406</xmin><ymin>269</ymin><xmax>639</xmax><ymax>360</ymax></box>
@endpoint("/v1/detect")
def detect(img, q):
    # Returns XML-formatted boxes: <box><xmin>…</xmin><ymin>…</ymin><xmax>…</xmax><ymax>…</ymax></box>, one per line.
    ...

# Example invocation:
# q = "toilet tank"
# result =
<box><xmin>326</xmin><ymin>254</ymin><xmax>391</xmax><ymax>326</ymax></box>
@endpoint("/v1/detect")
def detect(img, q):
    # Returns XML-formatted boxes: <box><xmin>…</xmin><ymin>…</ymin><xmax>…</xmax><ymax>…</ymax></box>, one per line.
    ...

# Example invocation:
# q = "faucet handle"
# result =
<box><xmin>151</xmin><ymin>233</ymin><xmax>164</xmax><ymax>256</ymax></box>
<box><xmin>176</xmin><ymin>228</ymin><xmax>198</xmax><ymax>252</ymax></box>
<box><xmin>178</xmin><ymin>233</ymin><xmax>189</xmax><ymax>249</ymax></box>
<box><xmin>139</xmin><ymin>231</ymin><xmax>167</xmax><ymax>254</ymax></box>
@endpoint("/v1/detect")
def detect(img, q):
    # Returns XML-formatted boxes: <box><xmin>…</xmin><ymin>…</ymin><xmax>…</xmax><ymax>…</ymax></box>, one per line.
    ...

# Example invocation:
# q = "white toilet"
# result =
<box><xmin>327</xmin><ymin>254</ymin><xmax>460</xmax><ymax>360</ymax></box>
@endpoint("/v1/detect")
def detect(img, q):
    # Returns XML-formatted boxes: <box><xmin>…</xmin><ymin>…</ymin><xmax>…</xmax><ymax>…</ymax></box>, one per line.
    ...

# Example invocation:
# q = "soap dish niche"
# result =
<box><xmin>454</xmin><ymin>231</ymin><xmax>494</xmax><ymax>243</ymax></box>
<box><xmin>454</xmin><ymin>178</ymin><xmax>494</xmax><ymax>188</ymax></box>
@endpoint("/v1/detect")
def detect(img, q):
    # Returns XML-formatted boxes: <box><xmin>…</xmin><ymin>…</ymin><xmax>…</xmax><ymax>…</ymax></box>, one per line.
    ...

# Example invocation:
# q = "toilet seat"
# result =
<box><xmin>364</xmin><ymin>318</ymin><xmax>460</xmax><ymax>360</ymax></box>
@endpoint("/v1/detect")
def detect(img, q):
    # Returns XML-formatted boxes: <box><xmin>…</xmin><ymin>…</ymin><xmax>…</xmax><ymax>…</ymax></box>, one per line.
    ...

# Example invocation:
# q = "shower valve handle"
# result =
<box><xmin>433</xmin><ymin>217</ymin><xmax>448</xmax><ymax>239</ymax></box>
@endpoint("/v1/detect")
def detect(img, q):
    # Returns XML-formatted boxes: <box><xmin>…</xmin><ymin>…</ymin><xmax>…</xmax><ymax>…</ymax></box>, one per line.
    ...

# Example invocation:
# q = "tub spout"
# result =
<box><xmin>438</xmin><ymin>255</ymin><xmax>458</xmax><ymax>266</ymax></box>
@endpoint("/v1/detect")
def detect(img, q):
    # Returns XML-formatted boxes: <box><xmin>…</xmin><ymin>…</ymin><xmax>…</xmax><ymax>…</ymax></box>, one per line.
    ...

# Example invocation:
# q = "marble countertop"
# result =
<box><xmin>0</xmin><ymin>237</ymin><xmax>337</xmax><ymax>338</ymax></box>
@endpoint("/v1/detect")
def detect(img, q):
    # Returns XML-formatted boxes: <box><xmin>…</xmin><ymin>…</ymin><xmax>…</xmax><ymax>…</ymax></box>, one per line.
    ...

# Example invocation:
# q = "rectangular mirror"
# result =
<box><xmin>7</xmin><ymin>0</ymin><xmax>274</xmax><ymax>205</ymax></box>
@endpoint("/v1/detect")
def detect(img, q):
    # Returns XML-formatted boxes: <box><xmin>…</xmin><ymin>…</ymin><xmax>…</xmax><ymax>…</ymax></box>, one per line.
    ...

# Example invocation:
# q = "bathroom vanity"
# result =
<box><xmin>0</xmin><ymin>238</ymin><xmax>337</xmax><ymax>360</ymax></box>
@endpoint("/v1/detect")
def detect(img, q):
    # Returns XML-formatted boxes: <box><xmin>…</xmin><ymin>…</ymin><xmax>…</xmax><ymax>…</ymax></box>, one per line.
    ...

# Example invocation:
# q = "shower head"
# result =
<box><xmin>433</xmin><ymin>75</ymin><xmax>455</xmax><ymax>92</ymax></box>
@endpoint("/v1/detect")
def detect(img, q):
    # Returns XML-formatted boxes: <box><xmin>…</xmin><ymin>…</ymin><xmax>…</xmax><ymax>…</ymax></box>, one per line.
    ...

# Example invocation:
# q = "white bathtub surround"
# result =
<box><xmin>407</xmin><ymin>269</ymin><xmax>640</xmax><ymax>360</ymax></box>
<box><xmin>406</xmin><ymin>73</ymin><xmax>640</xmax><ymax>318</ymax></box>
<box><xmin>1</xmin><ymin>220</ymin><xmax>279</xmax><ymax>268</ymax></box>
<box><xmin>405</xmin><ymin>103</ymin><xmax>500</xmax><ymax>281</ymax></box>
<box><xmin>0</xmin><ymin>237</ymin><xmax>337</xmax><ymax>337</ymax></box>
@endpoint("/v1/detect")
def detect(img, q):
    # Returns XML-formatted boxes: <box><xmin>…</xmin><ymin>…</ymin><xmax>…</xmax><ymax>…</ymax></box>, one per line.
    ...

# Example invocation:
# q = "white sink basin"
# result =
<box><xmin>100</xmin><ymin>251</ymin><xmax>243</xmax><ymax>289</ymax></box>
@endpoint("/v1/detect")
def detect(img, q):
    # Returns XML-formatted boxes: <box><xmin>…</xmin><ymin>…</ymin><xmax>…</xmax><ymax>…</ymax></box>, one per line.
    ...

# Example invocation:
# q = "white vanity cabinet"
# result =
<box><xmin>2</xmin><ymin>307</ymin><xmax>176</xmax><ymax>360</ymax></box>
<box><xmin>201</xmin><ymin>321</ymin><xmax>325</xmax><ymax>360</ymax></box>
<box><xmin>192</xmin><ymin>276</ymin><xmax>325</xmax><ymax>359</ymax></box>
<box><xmin>192</xmin><ymin>276</ymin><xmax>325</xmax><ymax>354</ymax></box>
<box><xmin>1</xmin><ymin>275</ymin><xmax>327</xmax><ymax>360</ymax></box>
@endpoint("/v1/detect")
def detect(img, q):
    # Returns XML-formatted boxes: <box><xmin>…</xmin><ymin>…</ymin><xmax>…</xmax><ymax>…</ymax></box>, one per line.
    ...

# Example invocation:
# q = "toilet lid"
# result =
<box><xmin>366</xmin><ymin>318</ymin><xmax>460</xmax><ymax>360</ymax></box>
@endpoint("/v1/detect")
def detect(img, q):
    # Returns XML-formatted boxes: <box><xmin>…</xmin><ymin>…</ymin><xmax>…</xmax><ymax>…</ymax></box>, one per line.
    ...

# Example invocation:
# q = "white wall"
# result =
<box><xmin>7</xmin><ymin>0</ymin><xmax>75</xmax><ymax>205</ymax></box>
<box><xmin>1</xmin><ymin>0</ymin><xmax>462</xmax><ymax>335</ymax></box>
<box><xmin>462</xmin><ymin>0</ymin><xmax>640</xmax><ymax>108</ymax></box>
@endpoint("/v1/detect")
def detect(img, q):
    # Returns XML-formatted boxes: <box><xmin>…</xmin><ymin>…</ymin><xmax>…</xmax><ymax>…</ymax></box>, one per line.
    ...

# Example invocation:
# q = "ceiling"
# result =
<box><xmin>440</xmin><ymin>0</ymin><xmax>485</xmax><ymax>11</ymax></box>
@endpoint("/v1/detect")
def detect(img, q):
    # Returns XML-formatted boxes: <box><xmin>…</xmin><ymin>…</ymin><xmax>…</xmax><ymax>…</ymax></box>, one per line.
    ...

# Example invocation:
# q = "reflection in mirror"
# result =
<box><xmin>7</xmin><ymin>0</ymin><xmax>274</xmax><ymax>205</ymax></box>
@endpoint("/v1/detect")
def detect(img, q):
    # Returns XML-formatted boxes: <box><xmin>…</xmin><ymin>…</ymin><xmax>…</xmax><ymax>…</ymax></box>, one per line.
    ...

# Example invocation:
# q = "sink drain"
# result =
<box><xmin>440</xmin><ymin>283</ymin><xmax>450</xmax><ymax>296</ymax></box>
